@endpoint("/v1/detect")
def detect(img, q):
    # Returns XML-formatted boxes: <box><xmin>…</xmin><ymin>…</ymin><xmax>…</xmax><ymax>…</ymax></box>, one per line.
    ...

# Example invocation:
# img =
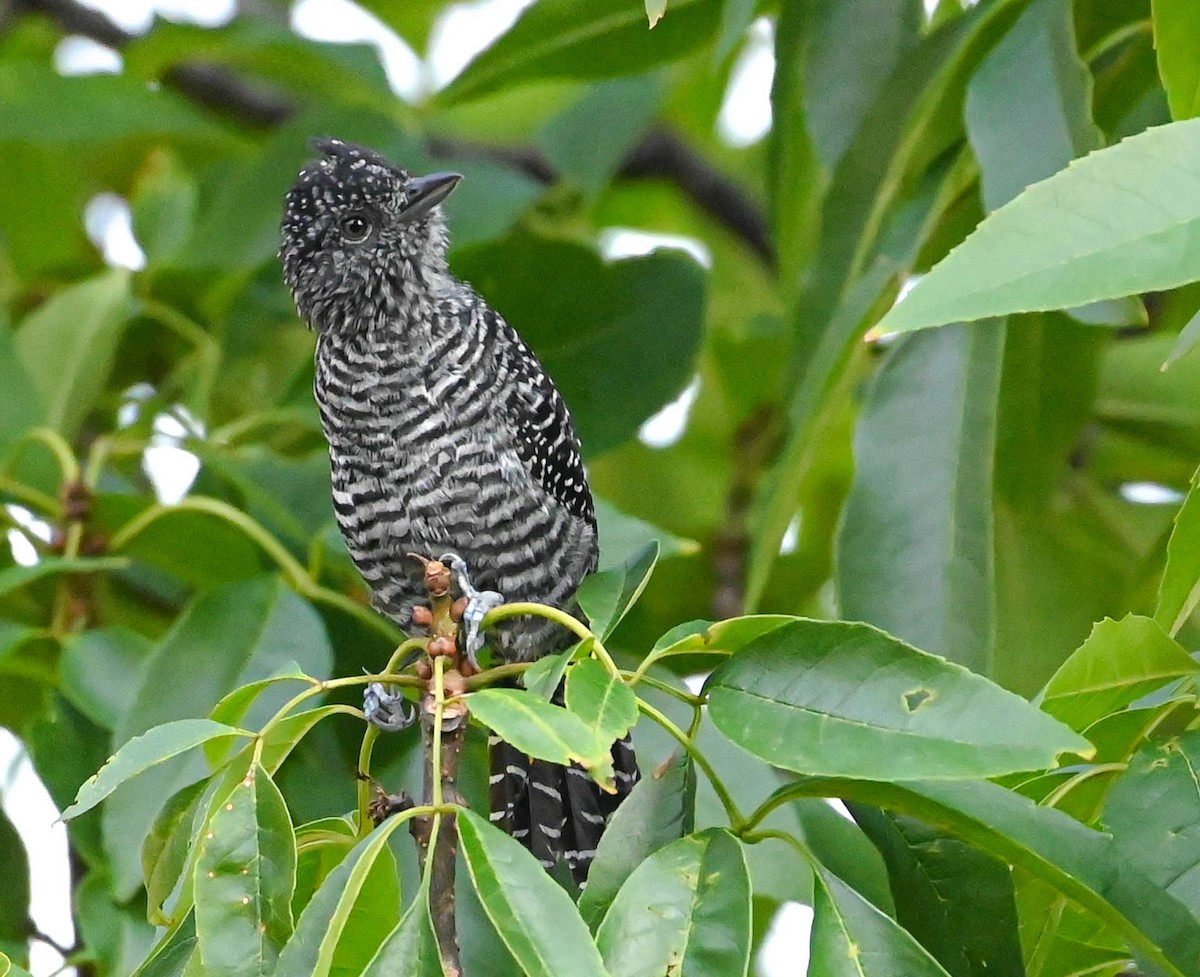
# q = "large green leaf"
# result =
<box><xmin>15</xmin><ymin>270</ymin><xmax>133</xmax><ymax>435</ymax></box>
<box><xmin>565</xmin><ymin>658</ymin><xmax>638</xmax><ymax>743</ymax></box>
<box><xmin>811</xmin><ymin>867</ymin><xmax>953</xmax><ymax>977</ymax></box>
<box><xmin>457</xmin><ymin>808</ymin><xmax>608</xmax><ymax>977</ymax></box>
<box><xmin>1039</xmin><ymin>615</ymin><xmax>1198</xmax><ymax>731</ymax></box>
<box><xmin>578</xmin><ymin>752</ymin><xmax>695</xmax><ymax>928</ymax></box>
<box><xmin>62</xmin><ymin>719</ymin><xmax>250</xmax><ymax>821</ymax></box>
<box><xmin>437</xmin><ymin>0</ymin><xmax>721</xmax><ymax>105</ymax></box>
<box><xmin>1157</xmin><ymin>466</ymin><xmax>1200</xmax><ymax>634</ymax></box>
<box><xmin>1103</xmin><ymin>731</ymin><xmax>1200</xmax><ymax>917</ymax></box>
<box><xmin>877</xmin><ymin>118</ymin><xmax>1200</xmax><ymax>334</ymax></box>
<box><xmin>144</xmin><ymin>781</ymin><xmax>208</xmax><ymax>924</ymax></box>
<box><xmin>773</xmin><ymin>777</ymin><xmax>1200</xmax><ymax>977</ymax></box>
<box><xmin>577</xmin><ymin>541</ymin><xmax>659</xmax><ymax>638</ymax></box>
<box><xmin>452</xmin><ymin>236</ymin><xmax>706</xmax><ymax>455</ymax></box>
<box><xmin>596</xmin><ymin>829</ymin><xmax>750</xmax><ymax>977</ymax></box>
<box><xmin>194</xmin><ymin>763</ymin><xmax>296</xmax><ymax>977</ymax></box>
<box><xmin>60</xmin><ymin>627</ymin><xmax>154</xmax><ymax>732</ymax></box>
<box><xmin>1153</xmin><ymin>0</ymin><xmax>1200</xmax><ymax>120</ymax></box>
<box><xmin>468</xmin><ymin>687</ymin><xmax>614</xmax><ymax>786</ymax></box>
<box><xmin>273</xmin><ymin>822</ymin><xmax>403</xmax><ymax>977</ymax></box>
<box><xmin>838</xmin><ymin>321</ymin><xmax>1005</xmax><ymax>673</ymax></box>
<box><xmin>704</xmin><ymin>619</ymin><xmax>1093</xmax><ymax>779</ymax></box>
<box><xmin>964</xmin><ymin>0</ymin><xmax>1100</xmax><ymax>213</ymax></box>
<box><xmin>0</xmin><ymin>327</ymin><xmax>42</xmax><ymax>466</ymax></box>
<box><xmin>0</xmin><ymin>809</ymin><xmax>29</xmax><ymax>958</ymax></box>
<box><xmin>361</xmin><ymin>889</ymin><xmax>442</xmax><ymax>977</ymax></box>
<box><xmin>850</xmin><ymin>806</ymin><xmax>1023</xmax><ymax>977</ymax></box>
<box><xmin>105</xmin><ymin>576</ymin><xmax>333</xmax><ymax>899</ymax></box>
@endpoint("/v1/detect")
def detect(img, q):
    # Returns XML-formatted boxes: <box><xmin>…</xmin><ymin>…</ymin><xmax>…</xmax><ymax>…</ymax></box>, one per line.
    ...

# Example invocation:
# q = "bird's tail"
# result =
<box><xmin>488</xmin><ymin>731</ymin><xmax>639</xmax><ymax>885</ymax></box>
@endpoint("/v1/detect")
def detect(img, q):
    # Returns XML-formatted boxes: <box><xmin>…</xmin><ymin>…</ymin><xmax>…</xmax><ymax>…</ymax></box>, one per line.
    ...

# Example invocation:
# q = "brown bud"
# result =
<box><xmin>81</xmin><ymin>533</ymin><xmax>108</xmax><ymax>557</ymax></box>
<box><xmin>428</xmin><ymin>635</ymin><xmax>456</xmax><ymax>658</ymax></box>
<box><xmin>425</xmin><ymin>561</ymin><xmax>452</xmax><ymax>598</ymax></box>
<box><xmin>415</xmin><ymin>660</ymin><xmax>432</xmax><ymax>680</ymax></box>
<box><xmin>411</xmin><ymin>605</ymin><xmax>433</xmax><ymax>627</ymax></box>
<box><xmin>442</xmin><ymin>669</ymin><xmax>467</xmax><ymax>698</ymax></box>
<box><xmin>459</xmin><ymin>657</ymin><xmax>479</xmax><ymax>678</ymax></box>
<box><xmin>450</xmin><ymin>596</ymin><xmax>469</xmax><ymax>622</ymax></box>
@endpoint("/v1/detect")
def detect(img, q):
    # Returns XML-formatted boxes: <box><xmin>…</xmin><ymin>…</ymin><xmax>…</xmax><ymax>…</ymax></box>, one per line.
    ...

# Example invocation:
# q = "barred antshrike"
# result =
<box><xmin>280</xmin><ymin>138</ymin><xmax>637</xmax><ymax>881</ymax></box>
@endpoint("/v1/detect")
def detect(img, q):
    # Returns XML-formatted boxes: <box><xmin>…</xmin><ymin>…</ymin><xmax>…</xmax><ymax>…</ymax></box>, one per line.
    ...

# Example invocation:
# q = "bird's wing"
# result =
<box><xmin>487</xmin><ymin>308</ymin><xmax>596</xmax><ymax>524</ymax></box>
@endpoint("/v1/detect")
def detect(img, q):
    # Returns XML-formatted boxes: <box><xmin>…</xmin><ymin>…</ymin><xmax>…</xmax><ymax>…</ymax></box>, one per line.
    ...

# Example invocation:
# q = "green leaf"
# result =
<box><xmin>964</xmin><ymin>0</ymin><xmax>1100</xmax><ymax>213</ymax></box>
<box><xmin>0</xmin><ymin>557</ymin><xmax>127</xmax><ymax>602</ymax></box>
<box><xmin>577</xmin><ymin>541</ymin><xmax>659</xmax><ymax>639</ymax></box>
<box><xmin>1103</xmin><ymin>731</ymin><xmax>1200</xmax><ymax>917</ymax></box>
<box><xmin>194</xmin><ymin>763</ymin><xmax>296</xmax><ymax>977</ymax></box>
<box><xmin>537</xmin><ymin>77</ymin><xmax>663</xmax><ymax>199</ymax></box>
<box><xmin>596</xmin><ymin>829</ymin><xmax>749</xmax><ymax>977</ymax></box>
<box><xmin>60</xmin><ymin>627</ymin><xmax>153</xmax><ymax>732</ymax></box>
<box><xmin>838</xmin><ymin>320</ymin><xmax>1005</xmax><ymax>673</ymax></box>
<box><xmin>704</xmin><ymin>619</ymin><xmax>1093</xmax><ymax>779</ymax></box>
<box><xmin>811</xmin><ymin>867</ymin><xmax>953</xmax><ymax>977</ymax></box>
<box><xmin>1162</xmin><ymin>303</ymin><xmax>1200</xmax><ymax>370</ymax></box>
<box><xmin>594</xmin><ymin>497</ymin><xmax>698</xmax><ymax>568</ymax></box>
<box><xmin>1040</xmin><ymin>615</ymin><xmax>1199</xmax><ymax>731</ymax></box>
<box><xmin>775</xmin><ymin>777</ymin><xmax>1200</xmax><ymax>977</ymax></box>
<box><xmin>15</xmin><ymin>270</ymin><xmax>133</xmax><ymax>435</ymax></box>
<box><xmin>144</xmin><ymin>780</ymin><xmax>207</xmax><ymax>923</ymax></box>
<box><xmin>0</xmin><ymin>326</ymin><xmax>43</xmax><ymax>466</ymax></box>
<box><xmin>578</xmin><ymin>752</ymin><xmax>695</xmax><ymax>928</ymax></box>
<box><xmin>1157</xmin><ymin>467</ymin><xmax>1200</xmax><ymax>634</ymax></box>
<box><xmin>565</xmin><ymin>658</ymin><xmax>638</xmax><ymax>744</ymax></box>
<box><xmin>104</xmin><ymin>577</ymin><xmax>333</xmax><ymax>898</ymax></box>
<box><xmin>361</xmin><ymin>888</ymin><xmax>442</xmax><ymax>977</ymax></box>
<box><xmin>1154</xmin><ymin>0</ymin><xmax>1200</xmax><ymax>120</ymax></box>
<box><xmin>293</xmin><ymin>819</ymin><xmax>355</xmax><ymax>921</ymax></box>
<box><xmin>0</xmin><ymin>951</ymin><xmax>33</xmax><ymax>977</ymax></box>
<box><xmin>273</xmin><ymin>820</ymin><xmax>403</xmax><ymax>977</ymax></box>
<box><xmin>877</xmin><ymin>118</ymin><xmax>1200</xmax><ymax>335</ymax></box>
<box><xmin>63</xmin><ymin>719</ymin><xmax>250</xmax><ymax>821</ymax></box>
<box><xmin>522</xmin><ymin>643</ymin><xmax>581</xmax><ymax>700</ymax></box>
<box><xmin>452</xmin><ymin>237</ymin><xmax>706</xmax><ymax>455</ymax></box>
<box><xmin>850</xmin><ymin>806</ymin><xmax>1023</xmax><ymax>977</ymax></box>
<box><xmin>437</xmin><ymin>0</ymin><xmax>721</xmax><ymax>105</ymax></box>
<box><xmin>0</xmin><ymin>809</ymin><xmax>29</xmax><ymax>951</ymax></box>
<box><xmin>458</xmin><ymin>807</ymin><xmax>608</xmax><ymax>977</ymax></box>
<box><xmin>468</xmin><ymin>688</ymin><xmax>614</xmax><ymax>786</ymax></box>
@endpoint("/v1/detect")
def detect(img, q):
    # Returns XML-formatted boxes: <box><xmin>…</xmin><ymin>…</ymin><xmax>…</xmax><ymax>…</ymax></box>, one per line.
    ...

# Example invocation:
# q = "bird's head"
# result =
<box><xmin>280</xmin><ymin>137</ymin><xmax>462</xmax><ymax>331</ymax></box>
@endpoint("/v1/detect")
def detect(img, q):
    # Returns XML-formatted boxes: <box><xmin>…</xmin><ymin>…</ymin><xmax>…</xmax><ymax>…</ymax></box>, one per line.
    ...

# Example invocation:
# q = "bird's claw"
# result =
<box><xmin>439</xmin><ymin>551</ymin><xmax>505</xmax><ymax>668</ymax></box>
<box><xmin>363</xmin><ymin>682</ymin><xmax>417</xmax><ymax>732</ymax></box>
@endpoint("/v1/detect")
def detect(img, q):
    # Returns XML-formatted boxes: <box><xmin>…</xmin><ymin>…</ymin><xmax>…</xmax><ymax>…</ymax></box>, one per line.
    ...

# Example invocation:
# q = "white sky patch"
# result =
<box><xmin>427</xmin><ymin>0</ymin><xmax>535</xmax><ymax>91</ymax></box>
<box><xmin>6</xmin><ymin>506</ymin><xmax>52</xmax><ymax>568</ymax></box>
<box><xmin>639</xmin><ymin>375</ymin><xmax>701</xmax><ymax>449</ymax></box>
<box><xmin>1120</xmin><ymin>482</ymin><xmax>1186</xmax><ymax>506</ymax></box>
<box><xmin>757</xmin><ymin>901</ymin><xmax>813</xmax><ymax>977</ymax></box>
<box><xmin>779</xmin><ymin>513</ymin><xmax>801</xmax><ymax>555</ymax></box>
<box><xmin>54</xmin><ymin>35</ymin><xmax>123</xmax><ymax>75</ymax></box>
<box><xmin>145</xmin><ymin>411</ymin><xmax>202</xmax><ymax>504</ymax></box>
<box><xmin>1</xmin><ymin>730</ymin><xmax>76</xmax><ymax>977</ymax></box>
<box><xmin>292</xmin><ymin>0</ymin><xmax>422</xmax><ymax>100</ymax></box>
<box><xmin>718</xmin><ymin>18</ymin><xmax>774</xmax><ymax>148</ymax></box>
<box><xmin>79</xmin><ymin>0</ymin><xmax>235</xmax><ymax>33</ymax></box>
<box><xmin>825</xmin><ymin>797</ymin><xmax>856</xmax><ymax>823</ymax></box>
<box><xmin>599</xmin><ymin>228</ymin><xmax>712</xmax><ymax>268</ymax></box>
<box><xmin>84</xmin><ymin>194</ymin><xmax>147</xmax><ymax>271</ymax></box>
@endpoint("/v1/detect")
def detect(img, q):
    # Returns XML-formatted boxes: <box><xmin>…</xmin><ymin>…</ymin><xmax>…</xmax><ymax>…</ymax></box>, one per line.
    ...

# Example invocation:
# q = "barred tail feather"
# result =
<box><xmin>488</xmin><ymin>732</ymin><xmax>640</xmax><ymax>884</ymax></box>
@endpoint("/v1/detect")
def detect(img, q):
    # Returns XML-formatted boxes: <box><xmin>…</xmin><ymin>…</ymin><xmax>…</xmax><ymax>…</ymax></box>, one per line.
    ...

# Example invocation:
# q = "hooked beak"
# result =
<box><xmin>400</xmin><ymin>171</ymin><xmax>463</xmax><ymax>222</ymax></box>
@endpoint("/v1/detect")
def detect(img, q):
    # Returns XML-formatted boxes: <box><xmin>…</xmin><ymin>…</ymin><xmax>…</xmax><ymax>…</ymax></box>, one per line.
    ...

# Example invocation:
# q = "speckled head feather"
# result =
<box><xmin>280</xmin><ymin>137</ymin><xmax>460</xmax><ymax>333</ymax></box>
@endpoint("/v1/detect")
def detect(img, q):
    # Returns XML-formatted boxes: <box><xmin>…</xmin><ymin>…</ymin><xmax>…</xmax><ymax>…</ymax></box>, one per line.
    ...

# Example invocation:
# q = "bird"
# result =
<box><xmin>279</xmin><ymin>137</ymin><xmax>638</xmax><ymax>882</ymax></box>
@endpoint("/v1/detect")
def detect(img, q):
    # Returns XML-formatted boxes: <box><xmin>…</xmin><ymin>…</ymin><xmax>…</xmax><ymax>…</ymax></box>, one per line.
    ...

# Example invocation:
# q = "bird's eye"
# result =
<box><xmin>341</xmin><ymin>214</ymin><xmax>372</xmax><ymax>243</ymax></box>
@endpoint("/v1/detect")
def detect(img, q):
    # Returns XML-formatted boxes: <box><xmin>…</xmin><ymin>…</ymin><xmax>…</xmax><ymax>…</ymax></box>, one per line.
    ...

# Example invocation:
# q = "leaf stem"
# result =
<box><xmin>482</xmin><ymin>601</ymin><xmax>620</xmax><ymax>678</ymax></box>
<box><xmin>636</xmin><ymin>698</ymin><xmax>745</xmax><ymax>830</ymax></box>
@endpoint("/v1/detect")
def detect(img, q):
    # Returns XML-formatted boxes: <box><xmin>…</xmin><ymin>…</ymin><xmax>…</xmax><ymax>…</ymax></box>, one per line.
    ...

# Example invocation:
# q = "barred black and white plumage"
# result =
<box><xmin>280</xmin><ymin>138</ymin><xmax>637</xmax><ymax>881</ymax></box>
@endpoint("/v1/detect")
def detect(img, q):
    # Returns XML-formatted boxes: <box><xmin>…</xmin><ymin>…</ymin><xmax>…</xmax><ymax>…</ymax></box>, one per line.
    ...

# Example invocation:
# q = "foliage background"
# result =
<box><xmin>3</xmin><ymin>0</ymin><xmax>1200</xmax><ymax>975</ymax></box>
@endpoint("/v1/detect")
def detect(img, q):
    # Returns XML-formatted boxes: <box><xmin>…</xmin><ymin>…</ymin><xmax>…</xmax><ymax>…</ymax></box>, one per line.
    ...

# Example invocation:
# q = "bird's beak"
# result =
<box><xmin>399</xmin><ymin>171</ymin><xmax>463</xmax><ymax>222</ymax></box>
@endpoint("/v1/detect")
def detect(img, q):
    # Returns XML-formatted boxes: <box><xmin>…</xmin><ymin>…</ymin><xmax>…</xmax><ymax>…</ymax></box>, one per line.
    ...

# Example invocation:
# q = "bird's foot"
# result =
<box><xmin>363</xmin><ymin>682</ymin><xmax>417</xmax><ymax>732</ymax></box>
<box><xmin>439</xmin><ymin>551</ymin><xmax>505</xmax><ymax>669</ymax></box>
